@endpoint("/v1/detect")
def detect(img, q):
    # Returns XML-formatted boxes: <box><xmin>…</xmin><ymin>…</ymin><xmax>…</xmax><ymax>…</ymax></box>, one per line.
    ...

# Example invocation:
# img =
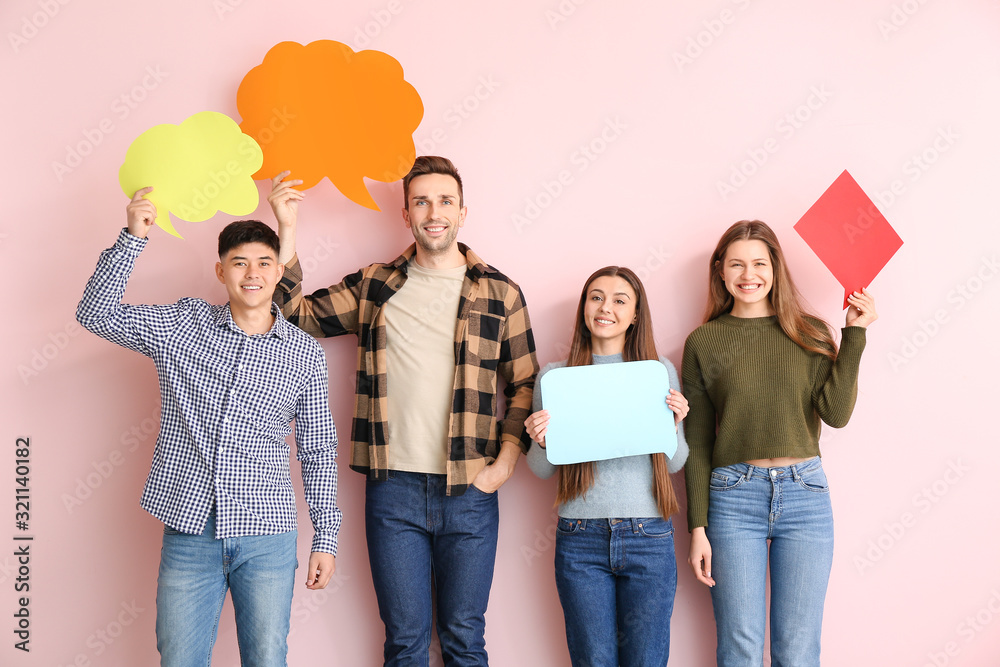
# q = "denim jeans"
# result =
<box><xmin>365</xmin><ymin>471</ymin><xmax>500</xmax><ymax>666</ymax></box>
<box><xmin>706</xmin><ymin>457</ymin><xmax>834</xmax><ymax>667</ymax></box>
<box><xmin>554</xmin><ymin>516</ymin><xmax>677</xmax><ymax>667</ymax></box>
<box><xmin>155</xmin><ymin>513</ymin><xmax>298</xmax><ymax>667</ymax></box>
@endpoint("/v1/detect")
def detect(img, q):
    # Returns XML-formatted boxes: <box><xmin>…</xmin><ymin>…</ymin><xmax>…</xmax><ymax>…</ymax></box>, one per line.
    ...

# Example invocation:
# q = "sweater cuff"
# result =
<box><xmin>839</xmin><ymin>326</ymin><xmax>867</xmax><ymax>363</ymax></box>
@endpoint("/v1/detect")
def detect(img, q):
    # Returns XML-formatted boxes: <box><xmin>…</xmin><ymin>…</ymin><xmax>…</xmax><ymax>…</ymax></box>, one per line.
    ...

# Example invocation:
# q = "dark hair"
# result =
<box><xmin>556</xmin><ymin>266</ymin><xmax>680</xmax><ymax>519</ymax></box>
<box><xmin>218</xmin><ymin>220</ymin><xmax>280</xmax><ymax>259</ymax></box>
<box><xmin>402</xmin><ymin>156</ymin><xmax>464</xmax><ymax>209</ymax></box>
<box><xmin>705</xmin><ymin>220</ymin><xmax>836</xmax><ymax>359</ymax></box>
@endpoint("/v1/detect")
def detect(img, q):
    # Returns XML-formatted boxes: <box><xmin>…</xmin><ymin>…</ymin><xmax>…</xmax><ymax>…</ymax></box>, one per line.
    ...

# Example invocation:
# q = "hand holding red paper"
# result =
<box><xmin>845</xmin><ymin>288</ymin><xmax>878</xmax><ymax>328</ymax></box>
<box><xmin>794</xmin><ymin>170</ymin><xmax>902</xmax><ymax>308</ymax></box>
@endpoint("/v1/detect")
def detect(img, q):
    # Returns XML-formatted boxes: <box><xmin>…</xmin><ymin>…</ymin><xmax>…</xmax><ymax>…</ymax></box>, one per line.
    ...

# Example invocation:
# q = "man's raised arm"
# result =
<box><xmin>267</xmin><ymin>171</ymin><xmax>362</xmax><ymax>339</ymax></box>
<box><xmin>76</xmin><ymin>187</ymin><xmax>175</xmax><ymax>357</ymax></box>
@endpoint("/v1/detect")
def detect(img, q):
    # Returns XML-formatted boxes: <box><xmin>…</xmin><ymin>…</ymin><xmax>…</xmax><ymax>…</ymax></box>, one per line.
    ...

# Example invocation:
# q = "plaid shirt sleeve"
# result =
<box><xmin>497</xmin><ymin>283</ymin><xmax>538</xmax><ymax>453</ymax></box>
<box><xmin>274</xmin><ymin>253</ymin><xmax>364</xmax><ymax>338</ymax></box>
<box><xmin>294</xmin><ymin>344</ymin><xmax>343</xmax><ymax>555</ymax></box>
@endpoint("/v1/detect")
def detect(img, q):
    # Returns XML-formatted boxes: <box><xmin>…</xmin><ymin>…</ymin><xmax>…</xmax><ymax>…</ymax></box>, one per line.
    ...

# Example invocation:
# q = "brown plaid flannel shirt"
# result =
<box><xmin>275</xmin><ymin>243</ymin><xmax>539</xmax><ymax>496</ymax></box>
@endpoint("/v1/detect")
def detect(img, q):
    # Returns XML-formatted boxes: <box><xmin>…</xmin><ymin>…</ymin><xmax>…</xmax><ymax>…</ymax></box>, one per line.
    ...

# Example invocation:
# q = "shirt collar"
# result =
<box><xmin>392</xmin><ymin>243</ymin><xmax>494</xmax><ymax>280</ymax></box>
<box><xmin>215</xmin><ymin>303</ymin><xmax>288</xmax><ymax>340</ymax></box>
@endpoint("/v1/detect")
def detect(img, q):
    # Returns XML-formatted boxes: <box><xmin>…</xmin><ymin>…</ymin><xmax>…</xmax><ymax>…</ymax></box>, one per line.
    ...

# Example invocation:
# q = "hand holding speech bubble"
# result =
<box><xmin>236</xmin><ymin>40</ymin><xmax>424</xmax><ymax>210</ymax></box>
<box><xmin>540</xmin><ymin>361</ymin><xmax>678</xmax><ymax>465</ymax></box>
<box><xmin>794</xmin><ymin>170</ymin><xmax>903</xmax><ymax>308</ymax></box>
<box><xmin>119</xmin><ymin>111</ymin><xmax>264</xmax><ymax>239</ymax></box>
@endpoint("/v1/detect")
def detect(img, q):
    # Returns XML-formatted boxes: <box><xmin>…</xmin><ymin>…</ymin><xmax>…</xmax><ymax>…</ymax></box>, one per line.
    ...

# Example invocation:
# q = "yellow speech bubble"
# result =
<box><xmin>237</xmin><ymin>40</ymin><xmax>424</xmax><ymax>210</ymax></box>
<box><xmin>119</xmin><ymin>111</ymin><xmax>264</xmax><ymax>238</ymax></box>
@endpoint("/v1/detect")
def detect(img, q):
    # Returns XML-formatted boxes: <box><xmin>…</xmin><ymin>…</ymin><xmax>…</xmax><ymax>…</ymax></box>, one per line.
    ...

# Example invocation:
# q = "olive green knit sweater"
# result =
<box><xmin>681</xmin><ymin>314</ymin><xmax>866</xmax><ymax>530</ymax></box>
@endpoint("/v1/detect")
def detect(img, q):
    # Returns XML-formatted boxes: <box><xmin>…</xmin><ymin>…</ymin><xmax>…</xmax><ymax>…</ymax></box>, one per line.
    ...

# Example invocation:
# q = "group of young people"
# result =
<box><xmin>78</xmin><ymin>155</ymin><xmax>877</xmax><ymax>666</ymax></box>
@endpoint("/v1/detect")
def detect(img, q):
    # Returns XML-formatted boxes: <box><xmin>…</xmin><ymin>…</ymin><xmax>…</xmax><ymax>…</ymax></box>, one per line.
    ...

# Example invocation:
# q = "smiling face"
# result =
<box><xmin>720</xmin><ymin>238</ymin><xmax>775</xmax><ymax>317</ymax></box>
<box><xmin>402</xmin><ymin>172</ymin><xmax>467</xmax><ymax>259</ymax></box>
<box><xmin>215</xmin><ymin>242</ymin><xmax>284</xmax><ymax>314</ymax></box>
<box><xmin>583</xmin><ymin>275</ymin><xmax>637</xmax><ymax>354</ymax></box>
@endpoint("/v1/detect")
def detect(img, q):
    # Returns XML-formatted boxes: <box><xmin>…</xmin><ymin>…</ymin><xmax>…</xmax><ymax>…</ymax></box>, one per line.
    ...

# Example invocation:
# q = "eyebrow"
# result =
<box><xmin>729</xmin><ymin>257</ymin><xmax>769</xmax><ymax>262</ymax></box>
<box><xmin>589</xmin><ymin>288</ymin><xmax>632</xmax><ymax>299</ymax></box>
<box><xmin>411</xmin><ymin>194</ymin><xmax>455</xmax><ymax>201</ymax></box>
<box><xmin>230</xmin><ymin>255</ymin><xmax>275</xmax><ymax>261</ymax></box>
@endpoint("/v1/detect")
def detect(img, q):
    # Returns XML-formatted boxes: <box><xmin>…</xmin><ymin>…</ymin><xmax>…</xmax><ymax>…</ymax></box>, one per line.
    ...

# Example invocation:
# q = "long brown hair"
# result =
<box><xmin>705</xmin><ymin>220</ymin><xmax>836</xmax><ymax>359</ymax></box>
<box><xmin>556</xmin><ymin>266</ymin><xmax>680</xmax><ymax>519</ymax></box>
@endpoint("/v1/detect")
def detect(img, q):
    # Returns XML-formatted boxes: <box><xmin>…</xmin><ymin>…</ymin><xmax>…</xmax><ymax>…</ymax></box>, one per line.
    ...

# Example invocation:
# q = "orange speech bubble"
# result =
<box><xmin>237</xmin><ymin>40</ymin><xmax>424</xmax><ymax>210</ymax></box>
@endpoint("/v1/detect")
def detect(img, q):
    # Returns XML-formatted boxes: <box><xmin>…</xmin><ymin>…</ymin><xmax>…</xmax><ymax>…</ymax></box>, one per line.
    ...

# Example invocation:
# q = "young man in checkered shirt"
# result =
<box><xmin>77</xmin><ymin>188</ymin><xmax>342</xmax><ymax>666</ymax></box>
<box><xmin>269</xmin><ymin>156</ymin><xmax>539</xmax><ymax>665</ymax></box>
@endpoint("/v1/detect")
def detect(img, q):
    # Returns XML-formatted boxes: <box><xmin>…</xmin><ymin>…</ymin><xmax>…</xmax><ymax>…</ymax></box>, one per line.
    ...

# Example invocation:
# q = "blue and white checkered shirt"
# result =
<box><xmin>77</xmin><ymin>229</ymin><xmax>342</xmax><ymax>554</ymax></box>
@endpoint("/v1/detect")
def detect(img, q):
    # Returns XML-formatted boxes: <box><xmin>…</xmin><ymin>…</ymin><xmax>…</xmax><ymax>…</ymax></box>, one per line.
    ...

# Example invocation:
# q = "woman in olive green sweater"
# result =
<box><xmin>682</xmin><ymin>220</ymin><xmax>877</xmax><ymax>667</ymax></box>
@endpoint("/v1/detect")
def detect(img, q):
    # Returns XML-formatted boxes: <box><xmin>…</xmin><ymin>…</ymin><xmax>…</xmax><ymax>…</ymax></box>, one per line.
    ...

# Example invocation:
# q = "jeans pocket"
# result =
<box><xmin>796</xmin><ymin>466</ymin><xmax>830</xmax><ymax>493</ymax></box>
<box><xmin>556</xmin><ymin>518</ymin><xmax>581</xmax><ymax>535</ymax></box>
<box><xmin>709</xmin><ymin>468</ymin><xmax>747</xmax><ymax>491</ymax></box>
<box><xmin>468</xmin><ymin>482</ymin><xmax>497</xmax><ymax>496</ymax></box>
<box><xmin>637</xmin><ymin>517</ymin><xmax>673</xmax><ymax>538</ymax></box>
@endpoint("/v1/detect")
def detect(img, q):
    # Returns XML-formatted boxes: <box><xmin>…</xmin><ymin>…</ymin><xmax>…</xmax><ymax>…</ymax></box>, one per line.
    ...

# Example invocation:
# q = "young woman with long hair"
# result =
<box><xmin>683</xmin><ymin>220</ymin><xmax>878</xmax><ymax>666</ymax></box>
<box><xmin>524</xmin><ymin>266</ymin><xmax>689</xmax><ymax>666</ymax></box>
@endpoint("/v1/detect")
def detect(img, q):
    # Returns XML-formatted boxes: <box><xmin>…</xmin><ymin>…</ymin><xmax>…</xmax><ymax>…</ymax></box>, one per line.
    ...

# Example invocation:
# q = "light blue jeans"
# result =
<box><xmin>554</xmin><ymin>517</ymin><xmax>677</xmax><ymax>666</ymax></box>
<box><xmin>155</xmin><ymin>513</ymin><xmax>298</xmax><ymax>667</ymax></box>
<box><xmin>706</xmin><ymin>457</ymin><xmax>833</xmax><ymax>667</ymax></box>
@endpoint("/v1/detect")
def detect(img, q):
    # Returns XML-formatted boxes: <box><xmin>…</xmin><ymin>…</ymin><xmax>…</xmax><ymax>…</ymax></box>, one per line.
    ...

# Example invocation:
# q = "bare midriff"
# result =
<box><xmin>744</xmin><ymin>456</ymin><xmax>812</xmax><ymax>468</ymax></box>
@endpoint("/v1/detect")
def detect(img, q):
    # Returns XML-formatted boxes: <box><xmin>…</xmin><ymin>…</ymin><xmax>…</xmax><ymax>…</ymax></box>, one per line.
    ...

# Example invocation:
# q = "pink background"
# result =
<box><xmin>4</xmin><ymin>1</ymin><xmax>1000</xmax><ymax>665</ymax></box>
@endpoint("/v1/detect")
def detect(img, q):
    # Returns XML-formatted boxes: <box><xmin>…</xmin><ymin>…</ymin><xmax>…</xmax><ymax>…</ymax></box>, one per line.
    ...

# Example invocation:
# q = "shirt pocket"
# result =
<box><xmin>467</xmin><ymin>311</ymin><xmax>505</xmax><ymax>367</ymax></box>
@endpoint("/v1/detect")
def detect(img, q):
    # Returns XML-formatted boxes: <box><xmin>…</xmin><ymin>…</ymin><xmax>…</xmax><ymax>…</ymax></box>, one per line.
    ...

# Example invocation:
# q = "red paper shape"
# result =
<box><xmin>793</xmin><ymin>170</ymin><xmax>903</xmax><ymax>309</ymax></box>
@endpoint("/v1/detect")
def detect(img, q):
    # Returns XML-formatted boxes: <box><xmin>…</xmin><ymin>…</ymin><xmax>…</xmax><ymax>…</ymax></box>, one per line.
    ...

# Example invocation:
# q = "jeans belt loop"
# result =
<box><xmin>746</xmin><ymin>464</ymin><xmax>755</xmax><ymax>480</ymax></box>
<box><xmin>631</xmin><ymin>518</ymin><xmax>640</xmax><ymax>533</ymax></box>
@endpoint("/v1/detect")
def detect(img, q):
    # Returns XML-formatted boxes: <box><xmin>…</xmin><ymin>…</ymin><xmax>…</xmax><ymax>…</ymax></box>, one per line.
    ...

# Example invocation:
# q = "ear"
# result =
<box><xmin>276</xmin><ymin>263</ymin><xmax>285</xmax><ymax>281</ymax></box>
<box><xmin>215</xmin><ymin>261</ymin><xmax>225</xmax><ymax>283</ymax></box>
<box><xmin>401</xmin><ymin>206</ymin><xmax>412</xmax><ymax>230</ymax></box>
<box><xmin>458</xmin><ymin>205</ymin><xmax>468</xmax><ymax>228</ymax></box>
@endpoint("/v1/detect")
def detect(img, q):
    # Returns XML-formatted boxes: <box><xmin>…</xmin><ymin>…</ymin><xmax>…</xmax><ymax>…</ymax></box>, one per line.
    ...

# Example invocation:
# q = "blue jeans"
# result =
<box><xmin>155</xmin><ymin>513</ymin><xmax>298</xmax><ymax>667</ymax></box>
<box><xmin>554</xmin><ymin>517</ymin><xmax>677</xmax><ymax>667</ymax></box>
<box><xmin>706</xmin><ymin>457</ymin><xmax>834</xmax><ymax>667</ymax></box>
<box><xmin>365</xmin><ymin>471</ymin><xmax>500</xmax><ymax>666</ymax></box>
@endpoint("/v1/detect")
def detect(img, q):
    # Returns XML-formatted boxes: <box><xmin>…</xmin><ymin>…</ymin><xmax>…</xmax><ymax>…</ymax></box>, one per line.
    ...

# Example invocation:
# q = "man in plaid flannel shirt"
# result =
<box><xmin>269</xmin><ymin>156</ymin><xmax>539</xmax><ymax>665</ymax></box>
<box><xmin>77</xmin><ymin>188</ymin><xmax>341</xmax><ymax>665</ymax></box>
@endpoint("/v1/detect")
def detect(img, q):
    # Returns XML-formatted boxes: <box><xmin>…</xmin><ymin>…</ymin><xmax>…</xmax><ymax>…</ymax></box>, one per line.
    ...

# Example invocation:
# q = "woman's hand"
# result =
<box><xmin>524</xmin><ymin>410</ymin><xmax>550</xmax><ymax>448</ymax></box>
<box><xmin>688</xmin><ymin>527</ymin><xmax>716</xmax><ymax>587</ymax></box>
<box><xmin>666</xmin><ymin>389</ymin><xmax>689</xmax><ymax>430</ymax></box>
<box><xmin>846</xmin><ymin>288</ymin><xmax>878</xmax><ymax>328</ymax></box>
